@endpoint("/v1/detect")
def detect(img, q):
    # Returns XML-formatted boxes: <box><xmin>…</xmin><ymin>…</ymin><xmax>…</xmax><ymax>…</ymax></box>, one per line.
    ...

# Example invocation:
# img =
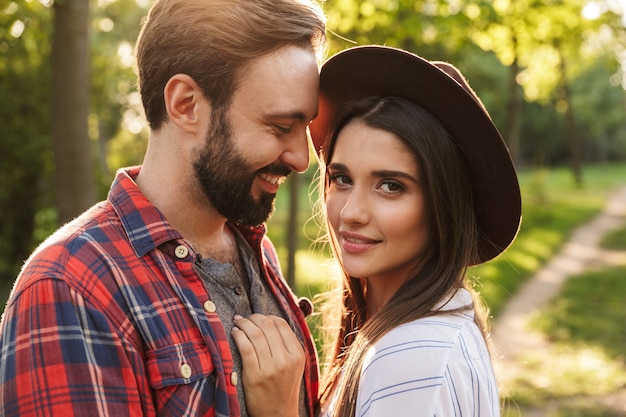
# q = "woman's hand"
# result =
<box><xmin>232</xmin><ymin>314</ymin><xmax>305</xmax><ymax>417</ymax></box>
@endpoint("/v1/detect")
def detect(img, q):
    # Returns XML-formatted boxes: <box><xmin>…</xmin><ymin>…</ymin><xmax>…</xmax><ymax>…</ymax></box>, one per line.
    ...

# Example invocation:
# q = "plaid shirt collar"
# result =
<box><xmin>110</xmin><ymin>166</ymin><xmax>269</xmax><ymax>258</ymax></box>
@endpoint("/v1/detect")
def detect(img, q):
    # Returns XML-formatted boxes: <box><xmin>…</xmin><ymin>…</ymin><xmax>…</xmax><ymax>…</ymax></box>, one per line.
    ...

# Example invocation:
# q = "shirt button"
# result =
<box><xmin>180</xmin><ymin>363</ymin><xmax>192</xmax><ymax>379</ymax></box>
<box><xmin>203</xmin><ymin>300</ymin><xmax>216</xmax><ymax>313</ymax></box>
<box><xmin>230</xmin><ymin>372</ymin><xmax>238</xmax><ymax>386</ymax></box>
<box><xmin>175</xmin><ymin>245</ymin><xmax>189</xmax><ymax>259</ymax></box>
<box><xmin>234</xmin><ymin>285</ymin><xmax>244</xmax><ymax>295</ymax></box>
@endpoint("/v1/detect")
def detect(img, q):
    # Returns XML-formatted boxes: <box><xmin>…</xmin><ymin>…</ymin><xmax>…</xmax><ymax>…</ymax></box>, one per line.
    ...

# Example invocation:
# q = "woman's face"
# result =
<box><xmin>325</xmin><ymin>120</ymin><xmax>431</xmax><ymax>293</ymax></box>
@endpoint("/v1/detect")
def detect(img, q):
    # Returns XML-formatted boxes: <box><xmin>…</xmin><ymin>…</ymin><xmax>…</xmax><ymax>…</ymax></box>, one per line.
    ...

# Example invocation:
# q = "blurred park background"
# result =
<box><xmin>1</xmin><ymin>0</ymin><xmax>626</xmax><ymax>415</ymax></box>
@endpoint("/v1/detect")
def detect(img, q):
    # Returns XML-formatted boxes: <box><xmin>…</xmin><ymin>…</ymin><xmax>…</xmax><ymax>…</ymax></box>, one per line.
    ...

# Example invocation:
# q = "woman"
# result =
<box><xmin>307</xmin><ymin>46</ymin><xmax>522</xmax><ymax>417</ymax></box>
<box><xmin>232</xmin><ymin>45</ymin><xmax>521</xmax><ymax>416</ymax></box>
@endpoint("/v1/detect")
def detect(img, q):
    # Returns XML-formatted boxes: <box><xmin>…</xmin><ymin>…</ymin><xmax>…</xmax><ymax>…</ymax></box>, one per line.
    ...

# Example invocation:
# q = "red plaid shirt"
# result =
<box><xmin>0</xmin><ymin>167</ymin><xmax>319</xmax><ymax>417</ymax></box>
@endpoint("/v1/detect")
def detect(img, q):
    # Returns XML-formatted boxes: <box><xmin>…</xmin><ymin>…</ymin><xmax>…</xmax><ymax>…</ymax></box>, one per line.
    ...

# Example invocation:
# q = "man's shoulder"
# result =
<box><xmin>15</xmin><ymin>200</ymin><xmax>127</xmax><ymax>289</ymax></box>
<box><xmin>36</xmin><ymin>200</ymin><xmax>122</xmax><ymax>253</ymax></box>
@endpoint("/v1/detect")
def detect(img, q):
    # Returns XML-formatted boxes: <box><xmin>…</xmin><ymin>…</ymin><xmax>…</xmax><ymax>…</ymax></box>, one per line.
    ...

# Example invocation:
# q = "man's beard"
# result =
<box><xmin>193</xmin><ymin>108</ymin><xmax>292</xmax><ymax>227</ymax></box>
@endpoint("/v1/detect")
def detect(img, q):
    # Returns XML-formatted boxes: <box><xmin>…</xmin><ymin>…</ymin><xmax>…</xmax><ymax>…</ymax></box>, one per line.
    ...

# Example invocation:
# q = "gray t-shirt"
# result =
<box><xmin>194</xmin><ymin>228</ymin><xmax>307</xmax><ymax>417</ymax></box>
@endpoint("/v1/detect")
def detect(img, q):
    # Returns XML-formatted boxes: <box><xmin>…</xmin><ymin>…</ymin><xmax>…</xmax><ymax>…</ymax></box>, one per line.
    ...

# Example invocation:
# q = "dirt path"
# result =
<box><xmin>490</xmin><ymin>185</ymin><xmax>626</xmax><ymax>416</ymax></box>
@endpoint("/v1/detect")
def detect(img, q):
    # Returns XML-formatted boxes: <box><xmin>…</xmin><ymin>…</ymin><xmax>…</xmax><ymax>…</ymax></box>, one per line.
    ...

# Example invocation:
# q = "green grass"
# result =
<box><xmin>500</xmin><ymin>265</ymin><xmax>626</xmax><ymax>416</ymax></box>
<box><xmin>500</xmin><ymin>197</ymin><xmax>626</xmax><ymax>416</ymax></box>
<box><xmin>534</xmin><ymin>266</ymin><xmax>626</xmax><ymax>359</ymax></box>
<box><xmin>600</xmin><ymin>224</ymin><xmax>626</xmax><ymax>249</ymax></box>
<box><xmin>3</xmin><ymin>163</ymin><xmax>625</xmax><ymax>416</ymax></box>
<box><xmin>550</xmin><ymin>407</ymin><xmax>625</xmax><ymax>417</ymax></box>
<box><xmin>2</xmin><ymin>163</ymin><xmax>625</xmax><ymax>415</ymax></box>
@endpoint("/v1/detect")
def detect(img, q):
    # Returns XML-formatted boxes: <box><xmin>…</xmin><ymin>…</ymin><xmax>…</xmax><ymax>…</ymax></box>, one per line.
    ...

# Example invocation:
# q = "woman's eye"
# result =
<box><xmin>380</xmin><ymin>181</ymin><xmax>403</xmax><ymax>193</ymax></box>
<box><xmin>329</xmin><ymin>174</ymin><xmax>351</xmax><ymax>186</ymax></box>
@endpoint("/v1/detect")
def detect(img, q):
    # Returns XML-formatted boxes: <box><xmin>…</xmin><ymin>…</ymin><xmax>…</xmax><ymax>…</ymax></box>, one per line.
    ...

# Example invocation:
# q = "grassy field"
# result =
<box><xmin>501</xmin><ymin>222</ymin><xmax>626</xmax><ymax>416</ymax></box>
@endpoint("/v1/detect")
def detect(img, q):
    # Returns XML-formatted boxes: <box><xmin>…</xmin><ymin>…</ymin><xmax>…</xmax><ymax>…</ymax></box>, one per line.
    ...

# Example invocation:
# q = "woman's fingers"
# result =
<box><xmin>231</xmin><ymin>314</ymin><xmax>305</xmax><ymax>417</ymax></box>
<box><xmin>232</xmin><ymin>314</ymin><xmax>304</xmax><ymax>377</ymax></box>
<box><xmin>266</xmin><ymin>315</ymin><xmax>304</xmax><ymax>354</ymax></box>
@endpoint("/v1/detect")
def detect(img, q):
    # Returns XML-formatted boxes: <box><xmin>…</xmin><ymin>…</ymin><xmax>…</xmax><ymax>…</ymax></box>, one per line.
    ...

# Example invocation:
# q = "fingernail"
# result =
<box><xmin>233</xmin><ymin>314</ymin><xmax>243</xmax><ymax>320</ymax></box>
<box><xmin>232</xmin><ymin>326</ymin><xmax>240</xmax><ymax>332</ymax></box>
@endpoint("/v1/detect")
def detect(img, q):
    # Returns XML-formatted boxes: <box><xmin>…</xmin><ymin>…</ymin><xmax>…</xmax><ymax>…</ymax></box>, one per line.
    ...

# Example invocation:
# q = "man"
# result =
<box><xmin>0</xmin><ymin>1</ymin><xmax>326</xmax><ymax>416</ymax></box>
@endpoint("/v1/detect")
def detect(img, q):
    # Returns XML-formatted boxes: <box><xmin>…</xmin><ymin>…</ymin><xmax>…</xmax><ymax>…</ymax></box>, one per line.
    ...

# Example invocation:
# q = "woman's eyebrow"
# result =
<box><xmin>371</xmin><ymin>170</ymin><xmax>418</xmax><ymax>182</ymax></box>
<box><xmin>328</xmin><ymin>162</ymin><xmax>418</xmax><ymax>183</ymax></box>
<box><xmin>327</xmin><ymin>162</ymin><xmax>349</xmax><ymax>172</ymax></box>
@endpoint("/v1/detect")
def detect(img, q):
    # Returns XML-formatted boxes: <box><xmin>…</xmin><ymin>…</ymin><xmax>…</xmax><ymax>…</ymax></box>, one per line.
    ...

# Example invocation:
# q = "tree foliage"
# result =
<box><xmin>322</xmin><ymin>0</ymin><xmax>626</xmax><ymax>172</ymax></box>
<box><xmin>0</xmin><ymin>0</ymin><xmax>148</xmax><ymax>283</ymax></box>
<box><xmin>89</xmin><ymin>0</ymin><xmax>149</xmax><ymax>189</ymax></box>
<box><xmin>0</xmin><ymin>0</ymin><xmax>54</xmax><ymax>281</ymax></box>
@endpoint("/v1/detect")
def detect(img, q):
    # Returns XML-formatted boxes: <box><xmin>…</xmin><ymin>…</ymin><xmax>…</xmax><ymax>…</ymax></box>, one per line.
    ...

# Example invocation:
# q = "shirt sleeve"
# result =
<box><xmin>0</xmin><ymin>277</ymin><xmax>148</xmax><ymax>417</ymax></box>
<box><xmin>355</xmin><ymin>318</ymin><xmax>500</xmax><ymax>417</ymax></box>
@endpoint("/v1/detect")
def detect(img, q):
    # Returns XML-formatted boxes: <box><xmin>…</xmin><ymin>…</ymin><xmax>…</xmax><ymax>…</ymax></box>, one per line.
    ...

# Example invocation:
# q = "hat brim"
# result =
<box><xmin>309</xmin><ymin>45</ymin><xmax>521</xmax><ymax>265</ymax></box>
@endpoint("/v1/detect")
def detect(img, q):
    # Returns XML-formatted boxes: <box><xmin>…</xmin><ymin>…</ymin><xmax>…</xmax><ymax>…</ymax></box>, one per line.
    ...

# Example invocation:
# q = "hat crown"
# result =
<box><xmin>433</xmin><ymin>62</ymin><xmax>490</xmax><ymax>117</ymax></box>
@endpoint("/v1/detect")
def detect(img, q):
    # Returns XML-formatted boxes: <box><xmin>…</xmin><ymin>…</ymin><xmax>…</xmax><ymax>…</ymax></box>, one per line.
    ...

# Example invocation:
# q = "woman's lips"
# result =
<box><xmin>339</xmin><ymin>231</ymin><xmax>380</xmax><ymax>254</ymax></box>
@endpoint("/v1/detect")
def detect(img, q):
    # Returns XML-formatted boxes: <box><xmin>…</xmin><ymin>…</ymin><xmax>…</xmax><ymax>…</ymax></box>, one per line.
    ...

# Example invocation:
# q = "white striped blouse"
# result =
<box><xmin>320</xmin><ymin>288</ymin><xmax>500</xmax><ymax>417</ymax></box>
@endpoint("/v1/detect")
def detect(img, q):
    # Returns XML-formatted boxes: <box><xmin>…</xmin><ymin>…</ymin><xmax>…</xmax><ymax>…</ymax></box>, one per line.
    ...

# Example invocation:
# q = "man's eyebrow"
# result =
<box><xmin>265</xmin><ymin>111</ymin><xmax>308</xmax><ymax>122</ymax></box>
<box><xmin>266</xmin><ymin>109</ymin><xmax>319</xmax><ymax>123</ymax></box>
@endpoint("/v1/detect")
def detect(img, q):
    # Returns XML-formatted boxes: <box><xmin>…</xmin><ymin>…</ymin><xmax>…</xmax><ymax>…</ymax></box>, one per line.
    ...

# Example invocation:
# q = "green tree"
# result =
<box><xmin>0</xmin><ymin>0</ymin><xmax>148</xmax><ymax>284</ymax></box>
<box><xmin>0</xmin><ymin>0</ymin><xmax>54</xmax><ymax>282</ymax></box>
<box><xmin>90</xmin><ymin>0</ymin><xmax>149</xmax><ymax>190</ymax></box>
<box><xmin>471</xmin><ymin>0</ymin><xmax>624</xmax><ymax>183</ymax></box>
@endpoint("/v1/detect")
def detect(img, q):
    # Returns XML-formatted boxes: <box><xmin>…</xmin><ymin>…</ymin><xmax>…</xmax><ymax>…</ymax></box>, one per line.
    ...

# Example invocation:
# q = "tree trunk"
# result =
<box><xmin>51</xmin><ymin>0</ymin><xmax>95</xmax><ymax>224</ymax></box>
<box><xmin>286</xmin><ymin>174</ymin><xmax>299</xmax><ymax>290</ymax></box>
<box><xmin>504</xmin><ymin>30</ymin><xmax>522</xmax><ymax>167</ymax></box>
<box><xmin>557</xmin><ymin>49</ymin><xmax>583</xmax><ymax>187</ymax></box>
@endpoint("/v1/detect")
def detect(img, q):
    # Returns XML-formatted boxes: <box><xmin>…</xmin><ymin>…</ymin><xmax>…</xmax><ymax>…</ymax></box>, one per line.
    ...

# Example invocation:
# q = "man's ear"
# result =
<box><xmin>163</xmin><ymin>74</ymin><xmax>205</xmax><ymax>134</ymax></box>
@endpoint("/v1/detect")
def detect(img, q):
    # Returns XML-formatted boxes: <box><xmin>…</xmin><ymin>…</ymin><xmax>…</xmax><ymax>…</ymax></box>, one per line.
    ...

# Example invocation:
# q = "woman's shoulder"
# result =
<box><xmin>383</xmin><ymin>314</ymin><xmax>467</xmax><ymax>342</ymax></box>
<box><xmin>364</xmin><ymin>314</ymin><xmax>466</xmax><ymax>369</ymax></box>
<box><xmin>371</xmin><ymin>290</ymin><xmax>476</xmax><ymax>353</ymax></box>
<box><xmin>356</xmin><ymin>290</ymin><xmax>497</xmax><ymax>416</ymax></box>
<box><xmin>356</xmin><ymin>314</ymin><xmax>473</xmax><ymax>416</ymax></box>
<box><xmin>363</xmin><ymin>290</ymin><xmax>483</xmax><ymax>374</ymax></box>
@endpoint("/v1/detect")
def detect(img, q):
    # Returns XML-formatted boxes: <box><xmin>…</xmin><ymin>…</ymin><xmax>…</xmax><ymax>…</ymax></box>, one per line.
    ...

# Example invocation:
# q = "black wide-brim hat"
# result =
<box><xmin>309</xmin><ymin>45</ymin><xmax>521</xmax><ymax>265</ymax></box>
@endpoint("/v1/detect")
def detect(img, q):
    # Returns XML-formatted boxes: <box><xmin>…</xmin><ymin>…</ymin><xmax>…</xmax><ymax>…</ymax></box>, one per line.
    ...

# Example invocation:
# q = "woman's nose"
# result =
<box><xmin>339</xmin><ymin>188</ymin><xmax>369</xmax><ymax>225</ymax></box>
